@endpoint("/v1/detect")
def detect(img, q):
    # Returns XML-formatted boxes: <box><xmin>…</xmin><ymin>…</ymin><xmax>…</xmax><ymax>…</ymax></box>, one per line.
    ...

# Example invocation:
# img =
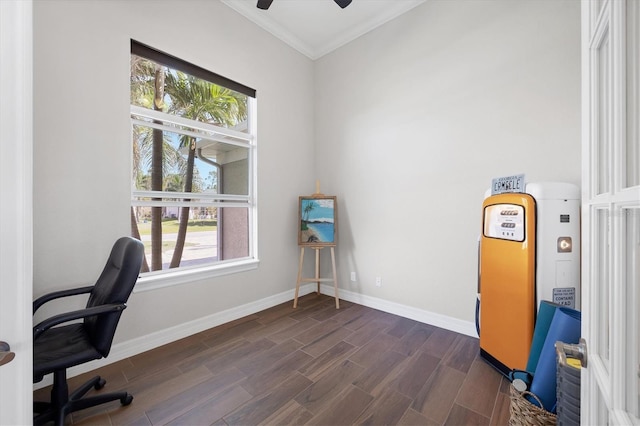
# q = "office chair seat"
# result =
<box><xmin>34</xmin><ymin>323</ymin><xmax>102</xmax><ymax>383</ymax></box>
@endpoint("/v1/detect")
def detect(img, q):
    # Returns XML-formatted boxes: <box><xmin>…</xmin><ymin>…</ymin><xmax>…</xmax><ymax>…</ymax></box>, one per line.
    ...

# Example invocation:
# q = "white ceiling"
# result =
<box><xmin>220</xmin><ymin>0</ymin><xmax>426</xmax><ymax>60</ymax></box>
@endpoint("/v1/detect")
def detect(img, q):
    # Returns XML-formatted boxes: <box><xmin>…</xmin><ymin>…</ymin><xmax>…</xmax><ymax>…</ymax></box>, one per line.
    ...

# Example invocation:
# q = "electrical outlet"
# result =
<box><xmin>375</xmin><ymin>277</ymin><xmax>382</xmax><ymax>287</ymax></box>
<box><xmin>350</xmin><ymin>271</ymin><xmax>356</xmax><ymax>282</ymax></box>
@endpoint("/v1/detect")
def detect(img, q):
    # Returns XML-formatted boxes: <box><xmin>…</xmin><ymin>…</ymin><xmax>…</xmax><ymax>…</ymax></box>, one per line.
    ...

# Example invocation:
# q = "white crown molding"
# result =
<box><xmin>220</xmin><ymin>0</ymin><xmax>425</xmax><ymax>60</ymax></box>
<box><xmin>314</xmin><ymin>0</ymin><xmax>425</xmax><ymax>59</ymax></box>
<box><xmin>221</xmin><ymin>0</ymin><xmax>317</xmax><ymax>58</ymax></box>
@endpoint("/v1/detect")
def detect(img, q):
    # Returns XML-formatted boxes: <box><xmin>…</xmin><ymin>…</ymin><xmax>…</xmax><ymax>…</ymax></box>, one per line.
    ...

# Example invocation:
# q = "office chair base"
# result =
<box><xmin>34</xmin><ymin>373</ymin><xmax>133</xmax><ymax>426</ymax></box>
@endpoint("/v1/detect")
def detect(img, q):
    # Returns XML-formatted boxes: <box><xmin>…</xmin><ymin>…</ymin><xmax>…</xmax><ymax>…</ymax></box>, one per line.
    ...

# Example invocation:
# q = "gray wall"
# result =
<box><xmin>31</xmin><ymin>0</ymin><xmax>581</xmax><ymax>348</ymax></box>
<box><xmin>32</xmin><ymin>0</ymin><xmax>315</xmax><ymax>340</ymax></box>
<box><xmin>314</xmin><ymin>0</ymin><xmax>581</xmax><ymax>323</ymax></box>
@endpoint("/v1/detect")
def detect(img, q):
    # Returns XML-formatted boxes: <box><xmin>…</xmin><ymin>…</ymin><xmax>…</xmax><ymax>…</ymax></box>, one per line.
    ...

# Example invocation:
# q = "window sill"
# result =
<box><xmin>133</xmin><ymin>258</ymin><xmax>260</xmax><ymax>293</ymax></box>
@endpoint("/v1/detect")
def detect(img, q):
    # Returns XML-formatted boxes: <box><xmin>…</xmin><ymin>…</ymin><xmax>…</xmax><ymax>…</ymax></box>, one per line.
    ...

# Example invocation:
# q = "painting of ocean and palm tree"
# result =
<box><xmin>298</xmin><ymin>196</ymin><xmax>337</xmax><ymax>246</ymax></box>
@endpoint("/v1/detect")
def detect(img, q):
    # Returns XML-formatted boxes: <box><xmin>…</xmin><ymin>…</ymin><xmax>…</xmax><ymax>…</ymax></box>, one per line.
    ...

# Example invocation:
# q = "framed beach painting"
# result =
<box><xmin>298</xmin><ymin>196</ymin><xmax>337</xmax><ymax>246</ymax></box>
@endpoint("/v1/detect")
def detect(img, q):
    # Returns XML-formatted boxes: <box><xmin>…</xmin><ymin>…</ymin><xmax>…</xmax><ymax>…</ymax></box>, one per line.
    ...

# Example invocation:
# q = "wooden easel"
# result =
<box><xmin>293</xmin><ymin>245</ymin><xmax>339</xmax><ymax>309</ymax></box>
<box><xmin>293</xmin><ymin>181</ymin><xmax>339</xmax><ymax>309</ymax></box>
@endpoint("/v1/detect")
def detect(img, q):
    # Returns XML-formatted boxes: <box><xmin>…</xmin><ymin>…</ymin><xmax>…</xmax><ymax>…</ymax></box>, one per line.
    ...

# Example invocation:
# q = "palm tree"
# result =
<box><xmin>205</xmin><ymin>169</ymin><xmax>218</xmax><ymax>191</ymax></box>
<box><xmin>303</xmin><ymin>202</ymin><xmax>315</xmax><ymax>222</ymax></box>
<box><xmin>130</xmin><ymin>57</ymin><xmax>157</xmax><ymax>272</ymax></box>
<box><xmin>164</xmin><ymin>72</ymin><xmax>247</xmax><ymax>268</ymax></box>
<box><xmin>131</xmin><ymin>57</ymin><xmax>182</xmax><ymax>270</ymax></box>
<box><xmin>131</xmin><ymin>60</ymin><xmax>247</xmax><ymax>270</ymax></box>
<box><xmin>148</xmin><ymin>65</ymin><xmax>168</xmax><ymax>270</ymax></box>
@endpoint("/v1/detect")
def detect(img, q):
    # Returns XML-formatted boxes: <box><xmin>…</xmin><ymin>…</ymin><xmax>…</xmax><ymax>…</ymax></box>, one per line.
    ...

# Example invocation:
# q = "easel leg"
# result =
<box><xmin>330</xmin><ymin>247</ymin><xmax>339</xmax><ymax>309</ymax></box>
<box><xmin>315</xmin><ymin>247</ymin><xmax>321</xmax><ymax>295</ymax></box>
<box><xmin>293</xmin><ymin>247</ymin><xmax>305</xmax><ymax>308</ymax></box>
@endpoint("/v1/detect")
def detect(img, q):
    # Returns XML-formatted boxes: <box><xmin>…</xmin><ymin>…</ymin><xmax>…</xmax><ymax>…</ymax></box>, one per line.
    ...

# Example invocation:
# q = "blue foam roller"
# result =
<box><xmin>528</xmin><ymin>307</ymin><xmax>581</xmax><ymax>412</ymax></box>
<box><xmin>510</xmin><ymin>301</ymin><xmax>561</xmax><ymax>388</ymax></box>
<box><xmin>527</xmin><ymin>301</ymin><xmax>562</xmax><ymax>373</ymax></box>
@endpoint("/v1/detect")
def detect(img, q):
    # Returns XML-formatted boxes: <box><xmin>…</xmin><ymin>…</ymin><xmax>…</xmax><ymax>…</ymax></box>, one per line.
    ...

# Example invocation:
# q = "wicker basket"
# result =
<box><xmin>509</xmin><ymin>384</ymin><xmax>557</xmax><ymax>426</ymax></box>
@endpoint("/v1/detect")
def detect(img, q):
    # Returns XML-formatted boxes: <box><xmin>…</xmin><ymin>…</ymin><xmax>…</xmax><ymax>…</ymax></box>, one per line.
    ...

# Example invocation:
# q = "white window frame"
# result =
<box><xmin>130</xmin><ymin>95</ymin><xmax>258</xmax><ymax>293</ymax></box>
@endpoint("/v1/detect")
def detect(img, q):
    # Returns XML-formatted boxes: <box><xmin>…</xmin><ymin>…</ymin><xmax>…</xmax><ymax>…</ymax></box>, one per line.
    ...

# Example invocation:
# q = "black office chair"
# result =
<box><xmin>33</xmin><ymin>236</ymin><xmax>144</xmax><ymax>426</ymax></box>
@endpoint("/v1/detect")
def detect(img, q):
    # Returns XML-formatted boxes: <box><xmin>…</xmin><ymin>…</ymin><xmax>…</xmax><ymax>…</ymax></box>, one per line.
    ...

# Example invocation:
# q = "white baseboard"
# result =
<box><xmin>320</xmin><ymin>284</ymin><xmax>478</xmax><ymax>338</ymax></box>
<box><xmin>35</xmin><ymin>283</ymin><xmax>476</xmax><ymax>389</ymax></box>
<box><xmin>35</xmin><ymin>283</ymin><xmax>317</xmax><ymax>389</ymax></box>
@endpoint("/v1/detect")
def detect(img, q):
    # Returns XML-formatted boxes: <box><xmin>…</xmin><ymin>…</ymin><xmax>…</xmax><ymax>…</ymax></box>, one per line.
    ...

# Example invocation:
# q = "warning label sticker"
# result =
<box><xmin>553</xmin><ymin>287</ymin><xmax>575</xmax><ymax>309</ymax></box>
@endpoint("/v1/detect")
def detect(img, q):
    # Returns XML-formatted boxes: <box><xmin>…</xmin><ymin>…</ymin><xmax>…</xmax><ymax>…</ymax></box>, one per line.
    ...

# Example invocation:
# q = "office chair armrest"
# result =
<box><xmin>33</xmin><ymin>303</ymin><xmax>127</xmax><ymax>340</ymax></box>
<box><xmin>33</xmin><ymin>285</ymin><xmax>94</xmax><ymax>314</ymax></box>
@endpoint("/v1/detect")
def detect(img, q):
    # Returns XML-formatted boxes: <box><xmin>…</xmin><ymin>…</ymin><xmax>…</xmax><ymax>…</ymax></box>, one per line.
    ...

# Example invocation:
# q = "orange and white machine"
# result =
<box><xmin>478</xmin><ymin>180</ymin><xmax>580</xmax><ymax>376</ymax></box>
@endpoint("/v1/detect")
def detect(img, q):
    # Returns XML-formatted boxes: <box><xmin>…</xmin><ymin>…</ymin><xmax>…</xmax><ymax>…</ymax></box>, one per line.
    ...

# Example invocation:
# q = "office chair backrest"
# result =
<box><xmin>85</xmin><ymin>236</ymin><xmax>144</xmax><ymax>356</ymax></box>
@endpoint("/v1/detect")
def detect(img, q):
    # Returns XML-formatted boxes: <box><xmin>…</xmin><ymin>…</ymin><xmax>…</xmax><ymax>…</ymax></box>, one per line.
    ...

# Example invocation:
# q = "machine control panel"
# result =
<box><xmin>484</xmin><ymin>204</ymin><xmax>525</xmax><ymax>242</ymax></box>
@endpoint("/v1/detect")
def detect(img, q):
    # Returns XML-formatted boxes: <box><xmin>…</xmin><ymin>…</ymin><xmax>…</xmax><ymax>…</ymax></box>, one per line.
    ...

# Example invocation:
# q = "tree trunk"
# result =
<box><xmin>151</xmin><ymin>66</ymin><xmax>165</xmax><ymax>271</ymax></box>
<box><xmin>169</xmin><ymin>137</ymin><xmax>195</xmax><ymax>268</ymax></box>
<box><xmin>130</xmin><ymin>206</ymin><xmax>150</xmax><ymax>272</ymax></box>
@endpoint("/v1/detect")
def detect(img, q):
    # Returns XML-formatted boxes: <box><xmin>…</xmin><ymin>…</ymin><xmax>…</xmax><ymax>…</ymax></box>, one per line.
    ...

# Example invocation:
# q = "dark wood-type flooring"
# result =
<box><xmin>34</xmin><ymin>294</ymin><xmax>512</xmax><ymax>425</ymax></box>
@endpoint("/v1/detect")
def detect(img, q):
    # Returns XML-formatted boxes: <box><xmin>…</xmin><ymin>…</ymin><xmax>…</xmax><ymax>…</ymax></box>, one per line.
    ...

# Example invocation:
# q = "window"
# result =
<box><xmin>130</xmin><ymin>40</ymin><xmax>257</xmax><ymax>289</ymax></box>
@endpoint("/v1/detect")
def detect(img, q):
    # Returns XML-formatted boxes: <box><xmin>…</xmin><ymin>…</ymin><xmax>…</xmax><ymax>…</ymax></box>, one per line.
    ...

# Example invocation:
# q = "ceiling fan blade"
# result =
<box><xmin>257</xmin><ymin>0</ymin><xmax>273</xmax><ymax>10</ymax></box>
<box><xmin>334</xmin><ymin>0</ymin><xmax>352</xmax><ymax>8</ymax></box>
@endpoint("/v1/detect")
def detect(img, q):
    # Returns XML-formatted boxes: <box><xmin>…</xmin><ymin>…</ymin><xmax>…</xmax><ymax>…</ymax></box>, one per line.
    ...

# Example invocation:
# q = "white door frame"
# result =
<box><xmin>581</xmin><ymin>0</ymin><xmax>640</xmax><ymax>424</ymax></box>
<box><xmin>0</xmin><ymin>1</ymin><xmax>33</xmax><ymax>424</ymax></box>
